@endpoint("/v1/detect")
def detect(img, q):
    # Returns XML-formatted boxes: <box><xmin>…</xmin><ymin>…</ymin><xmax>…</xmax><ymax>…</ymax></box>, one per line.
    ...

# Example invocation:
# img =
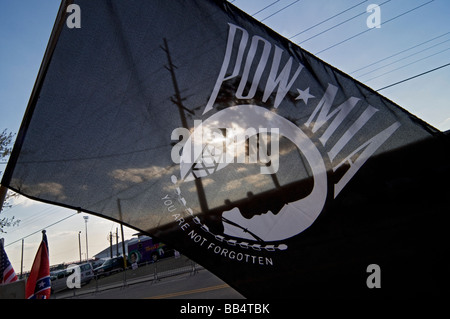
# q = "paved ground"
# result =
<box><xmin>52</xmin><ymin>255</ymin><xmax>245</xmax><ymax>299</ymax></box>
<box><xmin>58</xmin><ymin>269</ymin><xmax>244</xmax><ymax>299</ymax></box>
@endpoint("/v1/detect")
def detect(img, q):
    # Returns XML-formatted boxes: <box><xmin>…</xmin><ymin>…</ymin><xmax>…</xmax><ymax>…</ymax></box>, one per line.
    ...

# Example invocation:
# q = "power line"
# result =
<box><xmin>7</xmin><ymin>206</ymin><xmax>61</xmax><ymax>231</ymax></box>
<box><xmin>5</xmin><ymin>212</ymin><xmax>78</xmax><ymax>247</ymax></box>
<box><xmin>251</xmin><ymin>0</ymin><xmax>281</xmax><ymax>17</ymax></box>
<box><xmin>298</xmin><ymin>0</ymin><xmax>385</xmax><ymax>45</ymax></box>
<box><xmin>232</xmin><ymin>0</ymin><xmax>447</xmax><ymax>97</ymax></box>
<box><xmin>364</xmin><ymin>46</ymin><xmax>450</xmax><ymax>82</ymax></box>
<box><xmin>350</xmin><ymin>31</ymin><xmax>450</xmax><ymax>74</ymax></box>
<box><xmin>289</xmin><ymin>0</ymin><xmax>368</xmax><ymax>40</ymax></box>
<box><xmin>315</xmin><ymin>0</ymin><xmax>435</xmax><ymax>55</ymax></box>
<box><xmin>376</xmin><ymin>62</ymin><xmax>450</xmax><ymax>91</ymax></box>
<box><xmin>357</xmin><ymin>38</ymin><xmax>450</xmax><ymax>79</ymax></box>
<box><xmin>260</xmin><ymin>0</ymin><xmax>302</xmax><ymax>22</ymax></box>
<box><xmin>298</xmin><ymin>0</ymin><xmax>390</xmax><ymax>45</ymax></box>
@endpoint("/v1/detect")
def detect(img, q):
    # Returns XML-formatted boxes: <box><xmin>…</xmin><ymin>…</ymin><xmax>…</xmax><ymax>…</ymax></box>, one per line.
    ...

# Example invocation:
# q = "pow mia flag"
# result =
<box><xmin>2</xmin><ymin>0</ymin><xmax>449</xmax><ymax>299</ymax></box>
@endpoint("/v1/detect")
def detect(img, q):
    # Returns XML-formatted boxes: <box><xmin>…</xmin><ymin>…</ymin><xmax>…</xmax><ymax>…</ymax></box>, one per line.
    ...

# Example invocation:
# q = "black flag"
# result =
<box><xmin>2</xmin><ymin>0</ymin><xmax>449</xmax><ymax>298</ymax></box>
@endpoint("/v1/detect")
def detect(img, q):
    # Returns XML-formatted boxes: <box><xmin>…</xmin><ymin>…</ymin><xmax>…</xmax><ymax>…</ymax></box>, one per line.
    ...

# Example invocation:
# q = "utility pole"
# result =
<box><xmin>116</xmin><ymin>228</ymin><xmax>119</xmax><ymax>257</ymax></box>
<box><xmin>161</xmin><ymin>38</ymin><xmax>208</xmax><ymax>213</ymax></box>
<box><xmin>78</xmin><ymin>231</ymin><xmax>82</xmax><ymax>263</ymax></box>
<box><xmin>109</xmin><ymin>232</ymin><xmax>113</xmax><ymax>258</ymax></box>
<box><xmin>83</xmin><ymin>215</ymin><xmax>89</xmax><ymax>261</ymax></box>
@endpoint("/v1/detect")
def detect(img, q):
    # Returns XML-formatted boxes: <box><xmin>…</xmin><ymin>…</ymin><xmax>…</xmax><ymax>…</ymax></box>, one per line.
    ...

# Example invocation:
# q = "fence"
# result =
<box><xmin>53</xmin><ymin>254</ymin><xmax>203</xmax><ymax>299</ymax></box>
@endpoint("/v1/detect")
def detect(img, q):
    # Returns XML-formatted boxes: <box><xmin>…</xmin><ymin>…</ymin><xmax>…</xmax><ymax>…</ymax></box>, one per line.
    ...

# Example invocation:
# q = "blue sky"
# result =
<box><xmin>1</xmin><ymin>0</ymin><xmax>449</xmax><ymax>272</ymax></box>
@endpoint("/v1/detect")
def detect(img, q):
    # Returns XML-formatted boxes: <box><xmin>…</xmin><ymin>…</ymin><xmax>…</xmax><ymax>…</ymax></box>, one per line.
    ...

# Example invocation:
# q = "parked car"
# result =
<box><xmin>77</xmin><ymin>262</ymin><xmax>94</xmax><ymax>284</ymax></box>
<box><xmin>50</xmin><ymin>262</ymin><xmax>94</xmax><ymax>293</ymax></box>
<box><xmin>50</xmin><ymin>269</ymin><xmax>69</xmax><ymax>293</ymax></box>
<box><xmin>91</xmin><ymin>258</ymin><xmax>107</xmax><ymax>269</ymax></box>
<box><xmin>94</xmin><ymin>256</ymin><xmax>125</xmax><ymax>277</ymax></box>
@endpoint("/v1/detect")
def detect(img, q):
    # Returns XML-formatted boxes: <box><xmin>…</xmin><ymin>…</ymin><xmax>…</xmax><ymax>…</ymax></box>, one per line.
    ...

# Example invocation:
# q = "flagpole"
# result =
<box><xmin>20</xmin><ymin>239</ymin><xmax>24</xmax><ymax>278</ymax></box>
<box><xmin>117</xmin><ymin>199</ymin><xmax>127</xmax><ymax>270</ymax></box>
<box><xmin>0</xmin><ymin>185</ymin><xmax>8</xmax><ymax>212</ymax></box>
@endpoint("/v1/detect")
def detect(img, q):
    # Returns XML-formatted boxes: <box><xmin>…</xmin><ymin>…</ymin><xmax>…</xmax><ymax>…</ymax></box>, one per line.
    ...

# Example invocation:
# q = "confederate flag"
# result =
<box><xmin>25</xmin><ymin>231</ymin><xmax>50</xmax><ymax>299</ymax></box>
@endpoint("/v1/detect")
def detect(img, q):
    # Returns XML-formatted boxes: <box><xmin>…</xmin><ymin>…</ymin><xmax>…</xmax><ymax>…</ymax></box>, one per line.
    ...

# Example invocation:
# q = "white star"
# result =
<box><xmin>295</xmin><ymin>87</ymin><xmax>315</xmax><ymax>105</ymax></box>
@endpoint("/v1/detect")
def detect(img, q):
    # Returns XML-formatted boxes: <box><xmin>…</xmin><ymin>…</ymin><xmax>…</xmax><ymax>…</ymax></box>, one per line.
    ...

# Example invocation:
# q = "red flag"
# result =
<box><xmin>25</xmin><ymin>231</ymin><xmax>50</xmax><ymax>299</ymax></box>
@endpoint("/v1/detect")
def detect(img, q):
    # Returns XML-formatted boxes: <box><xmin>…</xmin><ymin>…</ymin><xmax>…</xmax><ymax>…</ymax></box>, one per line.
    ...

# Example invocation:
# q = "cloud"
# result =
<box><xmin>223</xmin><ymin>173</ymin><xmax>272</xmax><ymax>192</ymax></box>
<box><xmin>10</xmin><ymin>181</ymin><xmax>67</xmax><ymax>202</ymax></box>
<box><xmin>110</xmin><ymin>165</ymin><xmax>176</xmax><ymax>183</ymax></box>
<box><xmin>109</xmin><ymin>165</ymin><xmax>178</xmax><ymax>192</ymax></box>
<box><xmin>38</xmin><ymin>182</ymin><xmax>66</xmax><ymax>198</ymax></box>
<box><xmin>186</xmin><ymin>177</ymin><xmax>215</xmax><ymax>193</ymax></box>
